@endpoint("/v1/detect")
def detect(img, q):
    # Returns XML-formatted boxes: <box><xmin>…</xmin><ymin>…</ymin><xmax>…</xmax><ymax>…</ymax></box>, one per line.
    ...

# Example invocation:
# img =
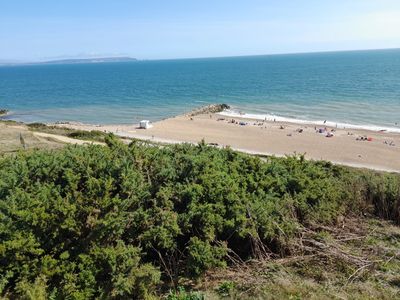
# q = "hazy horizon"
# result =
<box><xmin>1</xmin><ymin>1</ymin><xmax>400</xmax><ymax>62</ymax></box>
<box><xmin>1</xmin><ymin>47</ymin><xmax>400</xmax><ymax>65</ymax></box>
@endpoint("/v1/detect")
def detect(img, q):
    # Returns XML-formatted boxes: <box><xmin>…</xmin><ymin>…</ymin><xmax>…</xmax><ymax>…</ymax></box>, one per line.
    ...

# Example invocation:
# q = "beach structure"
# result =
<box><xmin>139</xmin><ymin>120</ymin><xmax>152</xmax><ymax>129</ymax></box>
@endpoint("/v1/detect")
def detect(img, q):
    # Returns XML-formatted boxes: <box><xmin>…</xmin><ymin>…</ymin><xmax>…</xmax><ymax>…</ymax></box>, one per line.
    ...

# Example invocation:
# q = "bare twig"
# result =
<box><xmin>345</xmin><ymin>263</ymin><xmax>373</xmax><ymax>285</ymax></box>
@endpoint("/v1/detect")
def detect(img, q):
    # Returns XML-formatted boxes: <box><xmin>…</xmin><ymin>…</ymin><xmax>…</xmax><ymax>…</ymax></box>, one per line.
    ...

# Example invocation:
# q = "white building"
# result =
<box><xmin>139</xmin><ymin>120</ymin><xmax>152</xmax><ymax>129</ymax></box>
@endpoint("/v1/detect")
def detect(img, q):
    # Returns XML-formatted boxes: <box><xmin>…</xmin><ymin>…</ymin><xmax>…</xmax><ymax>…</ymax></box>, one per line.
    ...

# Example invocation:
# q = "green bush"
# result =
<box><xmin>216</xmin><ymin>281</ymin><xmax>235</xmax><ymax>297</ymax></box>
<box><xmin>27</xmin><ymin>122</ymin><xmax>48</xmax><ymax>129</ymax></box>
<box><xmin>166</xmin><ymin>287</ymin><xmax>205</xmax><ymax>300</ymax></box>
<box><xmin>67</xmin><ymin>130</ymin><xmax>107</xmax><ymax>142</ymax></box>
<box><xmin>0</xmin><ymin>135</ymin><xmax>399</xmax><ymax>298</ymax></box>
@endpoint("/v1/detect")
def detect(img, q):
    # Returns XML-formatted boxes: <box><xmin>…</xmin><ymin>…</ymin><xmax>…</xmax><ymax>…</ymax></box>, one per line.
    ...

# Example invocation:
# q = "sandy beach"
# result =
<box><xmin>53</xmin><ymin>112</ymin><xmax>400</xmax><ymax>173</ymax></box>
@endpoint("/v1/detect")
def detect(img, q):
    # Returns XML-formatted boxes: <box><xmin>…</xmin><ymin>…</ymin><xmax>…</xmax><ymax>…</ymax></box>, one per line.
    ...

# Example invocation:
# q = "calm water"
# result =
<box><xmin>1</xmin><ymin>49</ymin><xmax>400</xmax><ymax>131</ymax></box>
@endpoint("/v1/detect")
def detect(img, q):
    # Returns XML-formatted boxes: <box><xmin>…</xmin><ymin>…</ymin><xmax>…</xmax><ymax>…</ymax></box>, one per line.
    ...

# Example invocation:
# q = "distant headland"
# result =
<box><xmin>39</xmin><ymin>57</ymin><xmax>137</xmax><ymax>65</ymax></box>
<box><xmin>0</xmin><ymin>57</ymin><xmax>138</xmax><ymax>66</ymax></box>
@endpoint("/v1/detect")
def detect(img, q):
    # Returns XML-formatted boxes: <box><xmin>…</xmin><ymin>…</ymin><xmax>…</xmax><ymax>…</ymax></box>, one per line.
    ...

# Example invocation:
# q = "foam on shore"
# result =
<box><xmin>219</xmin><ymin>109</ymin><xmax>400</xmax><ymax>134</ymax></box>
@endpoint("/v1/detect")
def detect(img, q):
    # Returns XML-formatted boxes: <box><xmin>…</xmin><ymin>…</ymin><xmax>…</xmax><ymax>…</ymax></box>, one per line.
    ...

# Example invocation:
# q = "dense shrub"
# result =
<box><xmin>0</xmin><ymin>135</ymin><xmax>399</xmax><ymax>298</ymax></box>
<box><xmin>66</xmin><ymin>130</ymin><xmax>107</xmax><ymax>142</ymax></box>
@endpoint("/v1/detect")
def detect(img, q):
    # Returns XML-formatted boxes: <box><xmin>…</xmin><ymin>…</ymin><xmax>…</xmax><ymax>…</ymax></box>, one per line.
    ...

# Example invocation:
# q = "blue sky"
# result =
<box><xmin>1</xmin><ymin>0</ymin><xmax>400</xmax><ymax>61</ymax></box>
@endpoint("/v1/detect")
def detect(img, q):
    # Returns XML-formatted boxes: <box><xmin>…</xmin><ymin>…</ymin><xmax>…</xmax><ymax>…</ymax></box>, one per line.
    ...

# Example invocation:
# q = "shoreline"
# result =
<box><xmin>3</xmin><ymin>103</ymin><xmax>400</xmax><ymax>134</ymax></box>
<box><xmin>219</xmin><ymin>109</ymin><xmax>400</xmax><ymax>134</ymax></box>
<box><xmin>46</xmin><ymin>107</ymin><xmax>400</xmax><ymax>173</ymax></box>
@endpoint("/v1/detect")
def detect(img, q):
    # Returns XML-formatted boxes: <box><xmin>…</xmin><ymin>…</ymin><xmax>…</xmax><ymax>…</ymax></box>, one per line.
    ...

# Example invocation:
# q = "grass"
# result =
<box><xmin>0</xmin><ymin>119</ymin><xmax>20</xmax><ymax>125</ymax></box>
<box><xmin>0</xmin><ymin>120</ymin><xmax>108</xmax><ymax>154</ymax></box>
<box><xmin>0</xmin><ymin>121</ymin><xmax>63</xmax><ymax>153</ymax></box>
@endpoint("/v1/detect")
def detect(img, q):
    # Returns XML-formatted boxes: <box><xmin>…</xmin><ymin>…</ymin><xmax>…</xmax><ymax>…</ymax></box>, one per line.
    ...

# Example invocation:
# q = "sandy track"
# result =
<box><xmin>32</xmin><ymin>132</ymin><xmax>104</xmax><ymax>146</ymax></box>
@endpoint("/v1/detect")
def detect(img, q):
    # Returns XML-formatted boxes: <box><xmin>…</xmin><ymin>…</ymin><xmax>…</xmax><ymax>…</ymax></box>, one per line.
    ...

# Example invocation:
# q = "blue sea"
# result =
<box><xmin>1</xmin><ymin>49</ymin><xmax>400</xmax><ymax>132</ymax></box>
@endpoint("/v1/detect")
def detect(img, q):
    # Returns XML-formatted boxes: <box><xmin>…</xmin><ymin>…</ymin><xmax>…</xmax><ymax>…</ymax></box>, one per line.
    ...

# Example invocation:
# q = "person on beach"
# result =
<box><xmin>326</xmin><ymin>132</ymin><xmax>334</xmax><ymax>138</ymax></box>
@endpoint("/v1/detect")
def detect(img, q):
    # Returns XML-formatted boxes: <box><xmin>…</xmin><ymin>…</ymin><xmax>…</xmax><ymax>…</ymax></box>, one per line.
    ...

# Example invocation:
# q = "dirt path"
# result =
<box><xmin>32</xmin><ymin>132</ymin><xmax>105</xmax><ymax>146</ymax></box>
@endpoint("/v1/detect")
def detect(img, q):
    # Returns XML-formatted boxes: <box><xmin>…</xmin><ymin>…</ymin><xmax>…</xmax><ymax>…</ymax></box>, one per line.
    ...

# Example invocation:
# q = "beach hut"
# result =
<box><xmin>139</xmin><ymin>120</ymin><xmax>152</xmax><ymax>129</ymax></box>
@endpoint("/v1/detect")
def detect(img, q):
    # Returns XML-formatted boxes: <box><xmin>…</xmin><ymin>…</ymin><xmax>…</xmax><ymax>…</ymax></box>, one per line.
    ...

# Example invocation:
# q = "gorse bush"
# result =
<box><xmin>166</xmin><ymin>287</ymin><xmax>204</xmax><ymax>300</ymax></box>
<box><xmin>66</xmin><ymin>130</ymin><xmax>107</xmax><ymax>142</ymax></box>
<box><xmin>0</xmin><ymin>135</ymin><xmax>399</xmax><ymax>299</ymax></box>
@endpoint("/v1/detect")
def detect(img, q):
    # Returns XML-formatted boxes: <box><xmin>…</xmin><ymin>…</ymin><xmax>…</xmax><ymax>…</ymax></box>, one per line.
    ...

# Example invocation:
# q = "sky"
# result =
<box><xmin>1</xmin><ymin>0</ymin><xmax>400</xmax><ymax>61</ymax></box>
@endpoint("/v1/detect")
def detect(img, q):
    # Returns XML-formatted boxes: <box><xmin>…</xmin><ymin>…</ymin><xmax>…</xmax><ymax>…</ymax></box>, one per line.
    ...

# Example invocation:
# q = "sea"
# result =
<box><xmin>1</xmin><ymin>49</ymin><xmax>400</xmax><ymax>132</ymax></box>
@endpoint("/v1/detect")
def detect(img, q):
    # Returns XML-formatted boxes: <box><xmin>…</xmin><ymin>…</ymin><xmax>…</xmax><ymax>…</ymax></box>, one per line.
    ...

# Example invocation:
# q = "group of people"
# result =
<box><xmin>210</xmin><ymin>117</ymin><xmax>400</xmax><ymax>147</ymax></box>
<box><xmin>356</xmin><ymin>136</ymin><xmax>372</xmax><ymax>142</ymax></box>
<box><xmin>384</xmin><ymin>140</ymin><xmax>396</xmax><ymax>147</ymax></box>
<box><xmin>315</xmin><ymin>126</ymin><xmax>335</xmax><ymax>138</ymax></box>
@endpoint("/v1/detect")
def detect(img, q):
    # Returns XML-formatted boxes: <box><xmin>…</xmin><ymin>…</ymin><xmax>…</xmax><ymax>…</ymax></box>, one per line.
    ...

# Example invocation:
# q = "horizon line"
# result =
<box><xmin>147</xmin><ymin>47</ymin><xmax>400</xmax><ymax>62</ymax></box>
<box><xmin>2</xmin><ymin>47</ymin><xmax>400</xmax><ymax>65</ymax></box>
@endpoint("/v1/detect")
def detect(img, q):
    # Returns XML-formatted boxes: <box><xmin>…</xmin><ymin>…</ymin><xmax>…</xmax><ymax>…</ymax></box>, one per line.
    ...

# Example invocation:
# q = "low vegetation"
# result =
<box><xmin>0</xmin><ymin>109</ymin><xmax>9</xmax><ymax>116</ymax></box>
<box><xmin>27</xmin><ymin>122</ymin><xmax>108</xmax><ymax>142</ymax></box>
<box><xmin>0</xmin><ymin>135</ymin><xmax>399</xmax><ymax>299</ymax></box>
<box><xmin>197</xmin><ymin>217</ymin><xmax>400</xmax><ymax>299</ymax></box>
<box><xmin>0</xmin><ymin>122</ymin><xmax>63</xmax><ymax>154</ymax></box>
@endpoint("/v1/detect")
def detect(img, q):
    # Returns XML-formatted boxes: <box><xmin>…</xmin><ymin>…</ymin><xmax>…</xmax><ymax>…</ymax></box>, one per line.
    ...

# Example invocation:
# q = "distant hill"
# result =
<box><xmin>40</xmin><ymin>57</ymin><xmax>137</xmax><ymax>65</ymax></box>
